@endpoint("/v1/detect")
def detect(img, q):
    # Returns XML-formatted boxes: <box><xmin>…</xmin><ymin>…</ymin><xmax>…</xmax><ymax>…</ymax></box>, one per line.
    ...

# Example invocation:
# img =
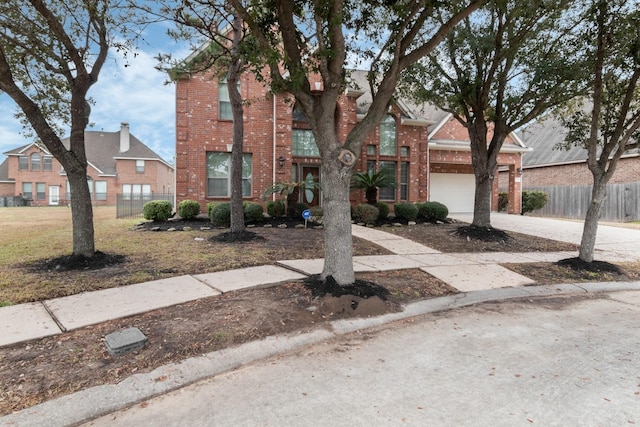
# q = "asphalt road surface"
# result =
<box><xmin>85</xmin><ymin>291</ymin><xmax>640</xmax><ymax>426</ymax></box>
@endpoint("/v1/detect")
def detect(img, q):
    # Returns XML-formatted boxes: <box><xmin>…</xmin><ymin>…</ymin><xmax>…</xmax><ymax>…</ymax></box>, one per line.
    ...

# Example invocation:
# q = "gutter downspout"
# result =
<box><xmin>272</xmin><ymin>93</ymin><xmax>277</xmax><ymax>201</ymax></box>
<box><xmin>426</xmin><ymin>139</ymin><xmax>431</xmax><ymax>202</ymax></box>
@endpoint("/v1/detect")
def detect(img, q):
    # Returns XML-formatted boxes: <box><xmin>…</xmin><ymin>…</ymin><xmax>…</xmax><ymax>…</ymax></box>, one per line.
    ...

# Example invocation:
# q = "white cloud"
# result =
<box><xmin>0</xmin><ymin>31</ymin><xmax>191</xmax><ymax>165</ymax></box>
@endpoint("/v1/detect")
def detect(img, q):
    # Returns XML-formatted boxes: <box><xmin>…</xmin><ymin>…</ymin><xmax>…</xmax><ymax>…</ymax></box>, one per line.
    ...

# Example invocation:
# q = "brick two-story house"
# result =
<box><xmin>0</xmin><ymin>123</ymin><xmax>175</xmax><ymax>206</ymax></box>
<box><xmin>174</xmin><ymin>67</ymin><xmax>528</xmax><ymax>214</ymax></box>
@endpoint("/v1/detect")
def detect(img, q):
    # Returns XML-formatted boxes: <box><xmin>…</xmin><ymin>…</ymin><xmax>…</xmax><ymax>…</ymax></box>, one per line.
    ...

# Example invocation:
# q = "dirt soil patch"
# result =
<box><xmin>1</xmin><ymin>216</ymin><xmax>638</xmax><ymax>416</ymax></box>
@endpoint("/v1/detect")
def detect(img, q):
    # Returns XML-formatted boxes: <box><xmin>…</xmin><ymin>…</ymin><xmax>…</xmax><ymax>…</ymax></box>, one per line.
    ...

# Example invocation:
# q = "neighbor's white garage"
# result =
<box><xmin>429</xmin><ymin>173</ymin><xmax>475</xmax><ymax>213</ymax></box>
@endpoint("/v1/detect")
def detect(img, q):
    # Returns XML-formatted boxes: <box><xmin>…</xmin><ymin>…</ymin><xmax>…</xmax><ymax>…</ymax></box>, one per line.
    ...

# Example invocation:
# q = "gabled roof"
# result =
<box><xmin>77</xmin><ymin>129</ymin><xmax>171</xmax><ymax>175</ymax></box>
<box><xmin>3</xmin><ymin>143</ymin><xmax>50</xmax><ymax>156</ymax></box>
<box><xmin>428</xmin><ymin>113</ymin><xmax>531</xmax><ymax>153</ymax></box>
<box><xmin>521</xmin><ymin>114</ymin><xmax>639</xmax><ymax>168</ymax></box>
<box><xmin>346</xmin><ymin>70</ymin><xmax>443</xmax><ymax>126</ymax></box>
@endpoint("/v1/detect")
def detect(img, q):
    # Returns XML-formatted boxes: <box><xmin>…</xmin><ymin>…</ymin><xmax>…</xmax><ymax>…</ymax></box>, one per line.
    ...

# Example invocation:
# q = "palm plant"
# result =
<box><xmin>262</xmin><ymin>175</ymin><xmax>320</xmax><ymax>217</ymax></box>
<box><xmin>351</xmin><ymin>168</ymin><xmax>395</xmax><ymax>205</ymax></box>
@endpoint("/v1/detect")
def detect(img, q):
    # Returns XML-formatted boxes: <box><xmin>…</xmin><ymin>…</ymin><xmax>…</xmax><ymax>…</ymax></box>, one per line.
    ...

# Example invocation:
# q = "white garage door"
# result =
<box><xmin>429</xmin><ymin>173</ymin><xmax>475</xmax><ymax>213</ymax></box>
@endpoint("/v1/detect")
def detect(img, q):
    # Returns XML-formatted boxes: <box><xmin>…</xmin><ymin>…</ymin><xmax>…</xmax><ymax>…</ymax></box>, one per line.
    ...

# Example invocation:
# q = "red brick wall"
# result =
<box><xmin>175</xmin><ymin>70</ymin><xmax>431</xmax><ymax>211</ymax></box>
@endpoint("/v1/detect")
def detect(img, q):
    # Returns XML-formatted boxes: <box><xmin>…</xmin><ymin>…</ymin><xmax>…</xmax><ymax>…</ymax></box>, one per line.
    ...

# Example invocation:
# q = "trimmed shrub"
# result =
<box><xmin>352</xmin><ymin>203</ymin><xmax>379</xmax><ymax>225</ymax></box>
<box><xmin>142</xmin><ymin>200</ymin><xmax>172</xmax><ymax>221</ymax></box>
<box><xmin>376</xmin><ymin>201</ymin><xmax>390</xmax><ymax>221</ymax></box>
<box><xmin>393</xmin><ymin>202</ymin><xmax>418</xmax><ymax>221</ymax></box>
<box><xmin>266</xmin><ymin>200</ymin><xmax>285</xmax><ymax>218</ymax></box>
<box><xmin>209</xmin><ymin>202</ymin><xmax>231</xmax><ymax>226</ymax></box>
<box><xmin>206</xmin><ymin>202</ymin><xmax>217</xmax><ymax>217</ymax></box>
<box><xmin>498</xmin><ymin>192</ymin><xmax>509</xmax><ymax>212</ymax></box>
<box><xmin>418</xmin><ymin>201</ymin><xmax>449</xmax><ymax>223</ymax></box>
<box><xmin>309</xmin><ymin>206</ymin><xmax>323</xmax><ymax>218</ymax></box>
<box><xmin>294</xmin><ymin>202</ymin><xmax>309</xmax><ymax>218</ymax></box>
<box><xmin>178</xmin><ymin>200</ymin><xmax>201</xmax><ymax>220</ymax></box>
<box><xmin>243</xmin><ymin>202</ymin><xmax>264</xmax><ymax>222</ymax></box>
<box><xmin>522</xmin><ymin>191</ymin><xmax>548</xmax><ymax>214</ymax></box>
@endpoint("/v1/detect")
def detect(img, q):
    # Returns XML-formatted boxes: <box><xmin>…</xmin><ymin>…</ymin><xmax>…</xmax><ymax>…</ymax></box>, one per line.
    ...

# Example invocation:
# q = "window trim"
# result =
<box><xmin>22</xmin><ymin>182</ymin><xmax>33</xmax><ymax>200</ymax></box>
<box><xmin>36</xmin><ymin>182</ymin><xmax>46</xmax><ymax>200</ymax></box>
<box><xmin>292</xmin><ymin>129</ymin><xmax>320</xmax><ymax>157</ymax></box>
<box><xmin>18</xmin><ymin>156</ymin><xmax>28</xmax><ymax>170</ymax></box>
<box><xmin>218</xmin><ymin>79</ymin><xmax>240</xmax><ymax>121</ymax></box>
<box><xmin>30</xmin><ymin>153</ymin><xmax>41</xmax><ymax>171</ymax></box>
<box><xmin>206</xmin><ymin>152</ymin><xmax>253</xmax><ymax>198</ymax></box>
<box><xmin>379</xmin><ymin>114</ymin><xmax>397</xmax><ymax>157</ymax></box>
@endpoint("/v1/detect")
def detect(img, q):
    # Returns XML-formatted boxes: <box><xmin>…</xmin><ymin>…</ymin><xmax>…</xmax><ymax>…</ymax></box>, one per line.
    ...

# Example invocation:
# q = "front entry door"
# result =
<box><xmin>301</xmin><ymin>166</ymin><xmax>321</xmax><ymax>207</ymax></box>
<box><xmin>49</xmin><ymin>186</ymin><xmax>59</xmax><ymax>205</ymax></box>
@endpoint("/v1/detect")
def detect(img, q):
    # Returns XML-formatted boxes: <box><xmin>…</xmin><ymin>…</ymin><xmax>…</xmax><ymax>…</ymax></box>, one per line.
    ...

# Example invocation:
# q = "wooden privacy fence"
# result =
<box><xmin>116</xmin><ymin>193</ymin><xmax>174</xmax><ymax>219</ymax></box>
<box><xmin>525</xmin><ymin>182</ymin><xmax>640</xmax><ymax>222</ymax></box>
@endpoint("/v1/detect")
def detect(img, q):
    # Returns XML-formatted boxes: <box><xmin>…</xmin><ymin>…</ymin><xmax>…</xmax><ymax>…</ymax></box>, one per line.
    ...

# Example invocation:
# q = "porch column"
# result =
<box><xmin>491</xmin><ymin>174</ymin><xmax>500</xmax><ymax>211</ymax></box>
<box><xmin>507</xmin><ymin>164</ymin><xmax>522</xmax><ymax>214</ymax></box>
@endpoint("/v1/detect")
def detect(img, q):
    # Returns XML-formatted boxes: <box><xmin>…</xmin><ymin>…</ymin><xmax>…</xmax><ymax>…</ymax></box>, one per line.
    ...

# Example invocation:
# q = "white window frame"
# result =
<box><xmin>206</xmin><ymin>152</ymin><xmax>252</xmax><ymax>198</ymax></box>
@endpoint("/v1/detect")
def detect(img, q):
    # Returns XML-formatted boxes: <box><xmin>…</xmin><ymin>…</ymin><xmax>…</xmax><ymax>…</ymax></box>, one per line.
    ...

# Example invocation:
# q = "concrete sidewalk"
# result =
<box><xmin>2</xmin><ymin>218</ymin><xmax>640</xmax><ymax>348</ymax></box>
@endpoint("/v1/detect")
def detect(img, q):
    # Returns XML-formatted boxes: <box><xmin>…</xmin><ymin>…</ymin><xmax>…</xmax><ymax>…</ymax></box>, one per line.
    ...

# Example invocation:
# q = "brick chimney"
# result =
<box><xmin>119</xmin><ymin>122</ymin><xmax>130</xmax><ymax>153</ymax></box>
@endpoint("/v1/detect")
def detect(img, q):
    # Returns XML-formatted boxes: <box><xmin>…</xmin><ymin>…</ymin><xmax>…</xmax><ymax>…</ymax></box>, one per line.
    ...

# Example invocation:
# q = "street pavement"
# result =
<box><xmin>82</xmin><ymin>290</ymin><xmax>640</xmax><ymax>426</ymax></box>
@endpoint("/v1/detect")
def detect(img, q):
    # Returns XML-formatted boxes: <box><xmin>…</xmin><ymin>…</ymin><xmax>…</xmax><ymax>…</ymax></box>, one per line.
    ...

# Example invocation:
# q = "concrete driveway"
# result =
<box><xmin>451</xmin><ymin>213</ymin><xmax>640</xmax><ymax>259</ymax></box>
<box><xmin>82</xmin><ymin>291</ymin><xmax>640</xmax><ymax>426</ymax></box>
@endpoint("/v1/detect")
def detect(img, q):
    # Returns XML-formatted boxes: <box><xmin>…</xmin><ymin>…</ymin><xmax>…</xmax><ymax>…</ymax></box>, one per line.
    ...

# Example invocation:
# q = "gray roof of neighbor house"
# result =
<box><xmin>0</xmin><ymin>158</ymin><xmax>11</xmax><ymax>181</ymax></box>
<box><xmin>2</xmin><ymin>126</ymin><xmax>173</xmax><ymax>176</ymax></box>
<box><xmin>521</xmin><ymin>114</ymin><xmax>639</xmax><ymax>168</ymax></box>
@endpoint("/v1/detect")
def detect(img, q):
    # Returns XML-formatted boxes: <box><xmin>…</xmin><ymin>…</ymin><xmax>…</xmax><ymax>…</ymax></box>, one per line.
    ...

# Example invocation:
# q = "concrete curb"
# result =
<box><xmin>3</xmin><ymin>282</ymin><xmax>640</xmax><ymax>427</ymax></box>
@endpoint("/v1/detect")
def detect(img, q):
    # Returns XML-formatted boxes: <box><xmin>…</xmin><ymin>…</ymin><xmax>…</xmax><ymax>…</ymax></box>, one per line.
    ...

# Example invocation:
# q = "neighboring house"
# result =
<box><xmin>174</xmin><ymin>67</ymin><xmax>528</xmax><ymax>214</ymax></box>
<box><xmin>0</xmin><ymin>123</ymin><xmax>175</xmax><ymax>206</ymax></box>
<box><xmin>521</xmin><ymin>115</ymin><xmax>639</xmax><ymax>186</ymax></box>
<box><xmin>515</xmin><ymin>115</ymin><xmax>639</xmax><ymax>221</ymax></box>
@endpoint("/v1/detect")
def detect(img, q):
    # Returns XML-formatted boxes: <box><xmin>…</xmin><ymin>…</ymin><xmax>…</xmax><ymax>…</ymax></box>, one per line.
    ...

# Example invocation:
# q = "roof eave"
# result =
<box><xmin>429</xmin><ymin>140</ymin><xmax>532</xmax><ymax>153</ymax></box>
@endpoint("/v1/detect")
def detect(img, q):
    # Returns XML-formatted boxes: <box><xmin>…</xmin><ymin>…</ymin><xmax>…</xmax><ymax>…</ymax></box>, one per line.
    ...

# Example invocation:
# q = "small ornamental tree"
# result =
<box><xmin>351</xmin><ymin>169</ymin><xmax>395</xmax><ymax>205</ymax></box>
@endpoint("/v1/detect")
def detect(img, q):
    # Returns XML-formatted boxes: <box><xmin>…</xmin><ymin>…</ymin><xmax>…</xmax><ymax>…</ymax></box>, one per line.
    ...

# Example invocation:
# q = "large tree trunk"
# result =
<box><xmin>579</xmin><ymin>177</ymin><xmax>607</xmax><ymax>262</ymax></box>
<box><xmin>228</xmin><ymin>15</ymin><xmax>245</xmax><ymax>234</ymax></box>
<box><xmin>320</xmin><ymin>158</ymin><xmax>355</xmax><ymax>285</ymax></box>
<box><xmin>67</xmin><ymin>168</ymin><xmax>95</xmax><ymax>257</ymax></box>
<box><xmin>472</xmin><ymin>171</ymin><xmax>494</xmax><ymax>227</ymax></box>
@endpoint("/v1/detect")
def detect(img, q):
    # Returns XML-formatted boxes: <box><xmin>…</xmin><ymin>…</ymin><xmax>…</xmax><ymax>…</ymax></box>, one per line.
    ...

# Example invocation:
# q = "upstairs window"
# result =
<box><xmin>136</xmin><ymin>160</ymin><xmax>145</xmax><ymax>173</ymax></box>
<box><xmin>379</xmin><ymin>114</ymin><xmax>397</xmax><ymax>156</ymax></box>
<box><xmin>219</xmin><ymin>79</ymin><xmax>239</xmax><ymax>120</ymax></box>
<box><xmin>292</xmin><ymin>129</ymin><xmax>320</xmax><ymax>157</ymax></box>
<box><xmin>19</xmin><ymin>156</ymin><xmax>28</xmax><ymax>170</ymax></box>
<box><xmin>43</xmin><ymin>157</ymin><xmax>53</xmax><ymax>171</ymax></box>
<box><xmin>30</xmin><ymin>153</ymin><xmax>40</xmax><ymax>171</ymax></box>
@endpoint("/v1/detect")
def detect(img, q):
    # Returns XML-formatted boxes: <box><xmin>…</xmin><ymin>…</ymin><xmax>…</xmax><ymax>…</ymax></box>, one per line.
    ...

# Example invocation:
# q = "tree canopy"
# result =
<box><xmin>403</xmin><ymin>0</ymin><xmax>587</xmax><ymax>226</ymax></box>
<box><xmin>226</xmin><ymin>0</ymin><xmax>483</xmax><ymax>285</ymax></box>
<box><xmin>0</xmin><ymin>0</ymin><xmax>138</xmax><ymax>257</ymax></box>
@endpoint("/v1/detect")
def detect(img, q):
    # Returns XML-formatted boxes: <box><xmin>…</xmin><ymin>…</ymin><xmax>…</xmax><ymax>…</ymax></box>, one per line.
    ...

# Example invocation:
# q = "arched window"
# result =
<box><xmin>30</xmin><ymin>153</ymin><xmax>41</xmax><ymax>171</ymax></box>
<box><xmin>379</xmin><ymin>115</ymin><xmax>397</xmax><ymax>156</ymax></box>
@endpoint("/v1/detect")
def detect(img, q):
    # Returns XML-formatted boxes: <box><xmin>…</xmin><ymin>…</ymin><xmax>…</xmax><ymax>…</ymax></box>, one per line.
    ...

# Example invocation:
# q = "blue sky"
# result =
<box><xmin>0</xmin><ymin>22</ymin><xmax>190</xmax><ymax>166</ymax></box>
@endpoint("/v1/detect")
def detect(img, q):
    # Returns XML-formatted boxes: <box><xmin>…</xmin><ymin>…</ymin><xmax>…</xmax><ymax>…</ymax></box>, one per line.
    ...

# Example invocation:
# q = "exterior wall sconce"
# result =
<box><xmin>517</xmin><ymin>167</ymin><xmax>523</xmax><ymax>176</ymax></box>
<box><xmin>278</xmin><ymin>155</ymin><xmax>285</xmax><ymax>168</ymax></box>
